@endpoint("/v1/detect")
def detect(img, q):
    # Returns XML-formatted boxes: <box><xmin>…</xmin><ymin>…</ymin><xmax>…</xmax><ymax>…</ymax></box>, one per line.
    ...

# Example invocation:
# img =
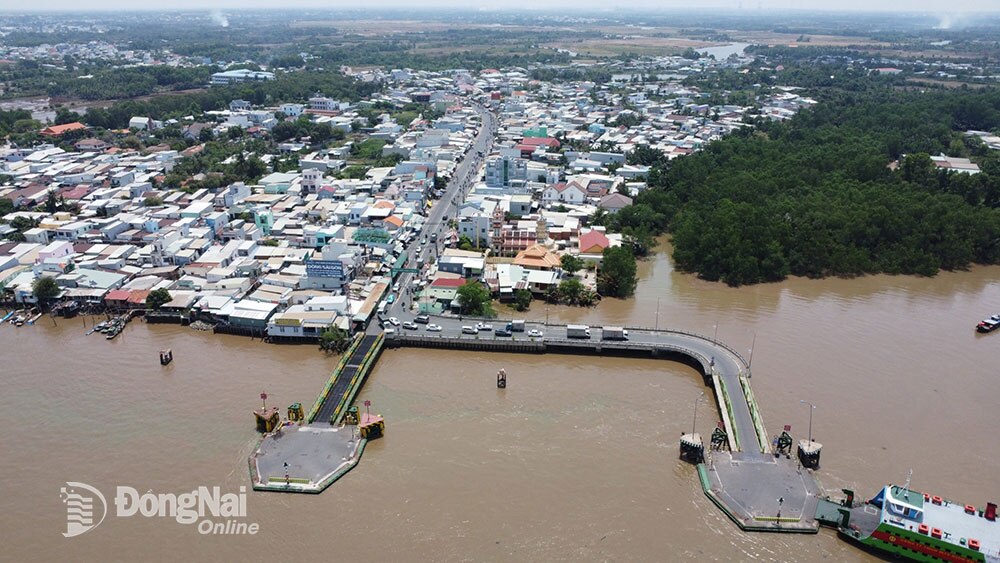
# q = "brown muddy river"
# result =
<box><xmin>2</xmin><ymin>243</ymin><xmax>998</xmax><ymax>561</ymax></box>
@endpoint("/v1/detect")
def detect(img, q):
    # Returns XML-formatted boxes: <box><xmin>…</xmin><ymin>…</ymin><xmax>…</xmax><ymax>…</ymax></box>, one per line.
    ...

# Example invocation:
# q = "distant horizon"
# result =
<box><xmin>6</xmin><ymin>2</ymin><xmax>1000</xmax><ymax>15</ymax></box>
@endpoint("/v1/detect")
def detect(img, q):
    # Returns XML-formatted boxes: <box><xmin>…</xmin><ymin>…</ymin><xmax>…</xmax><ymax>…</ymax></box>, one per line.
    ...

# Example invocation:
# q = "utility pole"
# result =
<box><xmin>800</xmin><ymin>400</ymin><xmax>816</xmax><ymax>443</ymax></box>
<box><xmin>692</xmin><ymin>391</ymin><xmax>705</xmax><ymax>435</ymax></box>
<box><xmin>748</xmin><ymin>332</ymin><xmax>756</xmax><ymax>369</ymax></box>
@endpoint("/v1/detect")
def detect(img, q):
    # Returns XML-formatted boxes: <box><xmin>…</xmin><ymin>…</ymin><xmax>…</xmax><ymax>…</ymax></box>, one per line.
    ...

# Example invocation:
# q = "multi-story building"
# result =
<box><xmin>485</xmin><ymin>155</ymin><xmax>528</xmax><ymax>188</ymax></box>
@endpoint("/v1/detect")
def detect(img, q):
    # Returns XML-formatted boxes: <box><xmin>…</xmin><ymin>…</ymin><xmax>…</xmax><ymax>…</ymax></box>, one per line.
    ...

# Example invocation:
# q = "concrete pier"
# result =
<box><xmin>699</xmin><ymin>453</ymin><xmax>822</xmax><ymax>533</ymax></box>
<box><xmin>250</xmin><ymin>424</ymin><xmax>366</xmax><ymax>493</ymax></box>
<box><xmin>250</xmin><ymin>317</ymin><xmax>824</xmax><ymax>531</ymax></box>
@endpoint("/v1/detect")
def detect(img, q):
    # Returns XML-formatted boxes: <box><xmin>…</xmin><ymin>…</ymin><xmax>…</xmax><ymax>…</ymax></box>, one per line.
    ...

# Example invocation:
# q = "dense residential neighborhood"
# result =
<box><xmin>2</xmin><ymin>56</ymin><xmax>819</xmax><ymax>339</ymax></box>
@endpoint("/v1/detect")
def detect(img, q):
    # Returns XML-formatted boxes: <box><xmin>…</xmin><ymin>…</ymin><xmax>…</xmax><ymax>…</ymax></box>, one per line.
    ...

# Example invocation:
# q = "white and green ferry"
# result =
<box><xmin>836</xmin><ymin>484</ymin><xmax>999</xmax><ymax>562</ymax></box>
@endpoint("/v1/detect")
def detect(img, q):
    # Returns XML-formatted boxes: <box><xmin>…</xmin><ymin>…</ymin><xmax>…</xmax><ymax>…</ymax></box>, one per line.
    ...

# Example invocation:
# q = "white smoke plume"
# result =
<box><xmin>210</xmin><ymin>10</ymin><xmax>230</xmax><ymax>28</ymax></box>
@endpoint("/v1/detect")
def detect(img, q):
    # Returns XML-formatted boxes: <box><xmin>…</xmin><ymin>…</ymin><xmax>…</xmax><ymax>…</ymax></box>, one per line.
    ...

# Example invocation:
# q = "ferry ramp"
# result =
<box><xmin>311</xmin><ymin>334</ymin><xmax>383</xmax><ymax>425</ymax></box>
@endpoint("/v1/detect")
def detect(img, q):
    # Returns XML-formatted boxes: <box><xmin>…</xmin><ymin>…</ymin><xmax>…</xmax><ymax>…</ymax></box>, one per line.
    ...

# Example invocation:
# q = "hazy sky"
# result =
<box><xmin>9</xmin><ymin>0</ymin><xmax>1000</xmax><ymax>12</ymax></box>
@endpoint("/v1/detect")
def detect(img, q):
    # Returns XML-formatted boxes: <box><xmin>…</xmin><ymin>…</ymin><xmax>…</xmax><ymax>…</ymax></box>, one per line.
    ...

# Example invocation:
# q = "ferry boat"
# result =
<box><xmin>976</xmin><ymin>314</ymin><xmax>1000</xmax><ymax>333</ymax></box>
<box><xmin>839</xmin><ymin>484</ymin><xmax>999</xmax><ymax>562</ymax></box>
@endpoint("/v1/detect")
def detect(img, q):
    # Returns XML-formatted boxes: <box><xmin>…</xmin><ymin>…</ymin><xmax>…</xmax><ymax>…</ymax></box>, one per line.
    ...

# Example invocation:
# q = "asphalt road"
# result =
<box><xmin>381</xmin><ymin>101</ymin><xmax>497</xmax><ymax>322</ymax></box>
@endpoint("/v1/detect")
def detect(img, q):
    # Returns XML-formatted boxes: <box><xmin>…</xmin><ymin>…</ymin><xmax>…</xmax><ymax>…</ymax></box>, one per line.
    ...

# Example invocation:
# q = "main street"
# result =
<box><xmin>381</xmin><ymin>100</ymin><xmax>497</xmax><ymax>322</ymax></box>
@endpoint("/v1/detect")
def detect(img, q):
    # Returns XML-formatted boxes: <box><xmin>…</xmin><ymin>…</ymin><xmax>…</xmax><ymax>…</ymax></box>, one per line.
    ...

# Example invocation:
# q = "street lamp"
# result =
<box><xmin>713</xmin><ymin>322</ymin><xmax>718</xmax><ymax>342</ymax></box>
<box><xmin>800</xmin><ymin>400</ymin><xmax>816</xmax><ymax>443</ymax></box>
<box><xmin>692</xmin><ymin>391</ymin><xmax>705</xmax><ymax>435</ymax></box>
<box><xmin>655</xmin><ymin>298</ymin><xmax>660</xmax><ymax>331</ymax></box>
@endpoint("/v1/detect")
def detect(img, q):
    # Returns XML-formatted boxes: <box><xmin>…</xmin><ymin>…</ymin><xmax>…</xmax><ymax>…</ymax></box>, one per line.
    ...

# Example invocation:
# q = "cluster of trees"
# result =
<box><xmin>80</xmin><ymin>72</ymin><xmax>378</xmax><ymax>130</ymax></box>
<box><xmin>456</xmin><ymin>280</ymin><xmax>495</xmax><ymax>317</ymax></box>
<box><xmin>162</xmin><ymin>139</ymin><xmax>268</xmax><ymax>189</ymax></box>
<box><xmin>146</xmin><ymin>288</ymin><xmax>172</xmax><ymax>310</ymax></box>
<box><xmin>512</xmin><ymin>289</ymin><xmax>533</xmax><ymax>312</ymax></box>
<box><xmin>319</xmin><ymin>326</ymin><xmax>352</xmax><ymax>354</ymax></box>
<box><xmin>597</xmin><ymin>247</ymin><xmax>638</xmax><ymax>298</ymax></box>
<box><xmin>45</xmin><ymin>66</ymin><xmax>213</xmax><ymax>101</ymax></box>
<box><xmin>0</xmin><ymin>108</ymin><xmax>35</xmax><ymax>138</ymax></box>
<box><xmin>544</xmin><ymin>278</ymin><xmax>599</xmax><ymax>307</ymax></box>
<box><xmin>271</xmin><ymin>118</ymin><xmax>346</xmax><ymax>144</ymax></box>
<box><xmin>607</xmin><ymin>88</ymin><xmax>1000</xmax><ymax>285</ymax></box>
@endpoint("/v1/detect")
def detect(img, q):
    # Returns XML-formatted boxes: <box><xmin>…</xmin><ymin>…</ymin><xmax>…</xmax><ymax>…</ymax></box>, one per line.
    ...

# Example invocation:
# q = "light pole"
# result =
<box><xmin>713</xmin><ymin>322</ymin><xmax>718</xmax><ymax>342</ymax></box>
<box><xmin>655</xmin><ymin>298</ymin><xmax>660</xmax><ymax>331</ymax></box>
<box><xmin>748</xmin><ymin>332</ymin><xmax>757</xmax><ymax>369</ymax></box>
<box><xmin>800</xmin><ymin>400</ymin><xmax>816</xmax><ymax>443</ymax></box>
<box><xmin>692</xmin><ymin>391</ymin><xmax>705</xmax><ymax>435</ymax></box>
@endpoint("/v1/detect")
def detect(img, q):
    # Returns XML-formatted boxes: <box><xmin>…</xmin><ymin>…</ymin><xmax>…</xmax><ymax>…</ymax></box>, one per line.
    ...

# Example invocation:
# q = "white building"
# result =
<box><xmin>210</xmin><ymin>69</ymin><xmax>275</xmax><ymax>85</ymax></box>
<box><xmin>279</xmin><ymin>103</ymin><xmax>305</xmax><ymax>118</ymax></box>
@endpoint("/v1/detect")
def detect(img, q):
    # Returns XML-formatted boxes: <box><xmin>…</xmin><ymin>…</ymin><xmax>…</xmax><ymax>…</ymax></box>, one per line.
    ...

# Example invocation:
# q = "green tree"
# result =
<box><xmin>319</xmin><ymin>326</ymin><xmax>351</xmax><ymax>354</ymax></box>
<box><xmin>513</xmin><ymin>289</ymin><xmax>532</xmax><ymax>312</ymax></box>
<box><xmin>45</xmin><ymin>190</ymin><xmax>58</xmax><ymax>214</ymax></box>
<box><xmin>560</xmin><ymin>254</ymin><xmax>584</xmax><ymax>276</ymax></box>
<box><xmin>143</xmin><ymin>195</ymin><xmax>163</xmax><ymax>207</ymax></box>
<box><xmin>456</xmin><ymin>280</ymin><xmax>495</xmax><ymax>317</ymax></box>
<box><xmin>557</xmin><ymin>278</ymin><xmax>586</xmax><ymax>304</ymax></box>
<box><xmin>146</xmin><ymin>288</ymin><xmax>172</xmax><ymax>310</ymax></box>
<box><xmin>598</xmin><ymin>246</ymin><xmax>637</xmax><ymax>298</ymax></box>
<box><xmin>54</xmin><ymin>107</ymin><xmax>79</xmax><ymax>126</ymax></box>
<box><xmin>457</xmin><ymin>235</ymin><xmax>476</xmax><ymax>251</ymax></box>
<box><xmin>32</xmin><ymin>276</ymin><xmax>61</xmax><ymax>302</ymax></box>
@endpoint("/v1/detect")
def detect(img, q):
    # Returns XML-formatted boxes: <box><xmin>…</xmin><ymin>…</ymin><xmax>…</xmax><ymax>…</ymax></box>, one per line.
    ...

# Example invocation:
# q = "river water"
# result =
<box><xmin>3</xmin><ymin>242</ymin><xmax>999</xmax><ymax>561</ymax></box>
<box><xmin>697</xmin><ymin>42</ymin><xmax>752</xmax><ymax>59</ymax></box>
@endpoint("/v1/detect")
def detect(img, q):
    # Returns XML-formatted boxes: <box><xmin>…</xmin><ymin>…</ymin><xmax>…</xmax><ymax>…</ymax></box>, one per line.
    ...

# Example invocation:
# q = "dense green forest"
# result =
<box><xmin>604</xmin><ymin>88</ymin><xmax>1000</xmax><ymax>285</ymax></box>
<box><xmin>0</xmin><ymin>60</ymin><xmax>216</xmax><ymax>101</ymax></box>
<box><xmin>79</xmin><ymin>72</ymin><xmax>380</xmax><ymax>130</ymax></box>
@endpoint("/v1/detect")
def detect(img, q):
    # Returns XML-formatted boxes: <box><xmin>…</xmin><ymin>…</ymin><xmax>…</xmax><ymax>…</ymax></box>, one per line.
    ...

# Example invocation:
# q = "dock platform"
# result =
<box><xmin>699</xmin><ymin>452</ymin><xmax>822</xmax><ymax>533</ymax></box>
<box><xmin>250</xmin><ymin>424</ymin><xmax>366</xmax><ymax>493</ymax></box>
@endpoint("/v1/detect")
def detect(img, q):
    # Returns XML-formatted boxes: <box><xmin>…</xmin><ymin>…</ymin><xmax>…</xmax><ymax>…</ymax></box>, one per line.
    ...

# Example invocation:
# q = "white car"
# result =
<box><xmin>528</xmin><ymin>329</ymin><xmax>543</xmax><ymax>337</ymax></box>
<box><xmin>388</xmin><ymin>317</ymin><xmax>400</xmax><ymax>327</ymax></box>
<box><xmin>476</xmin><ymin>322</ymin><xmax>493</xmax><ymax>331</ymax></box>
<box><xmin>426</xmin><ymin>324</ymin><xmax>442</xmax><ymax>332</ymax></box>
<box><xmin>392</xmin><ymin>282</ymin><xmax>400</xmax><ymax>292</ymax></box>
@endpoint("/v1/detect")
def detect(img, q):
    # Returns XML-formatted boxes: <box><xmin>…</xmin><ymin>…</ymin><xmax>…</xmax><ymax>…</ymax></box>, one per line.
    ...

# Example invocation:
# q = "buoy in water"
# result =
<box><xmin>497</xmin><ymin>368</ymin><xmax>507</xmax><ymax>389</ymax></box>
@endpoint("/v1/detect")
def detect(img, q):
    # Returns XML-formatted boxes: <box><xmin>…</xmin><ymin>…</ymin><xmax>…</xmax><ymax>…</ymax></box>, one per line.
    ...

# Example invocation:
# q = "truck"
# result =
<box><xmin>601</xmin><ymin>326</ymin><xmax>629</xmax><ymax>341</ymax></box>
<box><xmin>566</xmin><ymin>325</ymin><xmax>591</xmax><ymax>339</ymax></box>
<box><xmin>506</xmin><ymin>320</ymin><xmax>526</xmax><ymax>332</ymax></box>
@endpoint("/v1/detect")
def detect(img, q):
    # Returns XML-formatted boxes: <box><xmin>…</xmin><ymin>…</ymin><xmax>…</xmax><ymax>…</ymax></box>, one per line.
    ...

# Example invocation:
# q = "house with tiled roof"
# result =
<box><xmin>541</xmin><ymin>181</ymin><xmax>586</xmax><ymax>204</ymax></box>
<box><xmin>598</xmin><ymin>192</ymin><xmax>633</xmax><ymax>213</ymax></box>
<box><xmin>39</xmin><ymin>122</ymin><xmax>88</xmax><ymax>137</ymax></box>
<box><xmin>579</xmin><ymin>229</ymin><xmax>610</xmax><ymax>255</ymax></box>
<box><xmin>513</xmin><ymin>243</ymin><xmax>561</xmax><ymax>271</ymax></box>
